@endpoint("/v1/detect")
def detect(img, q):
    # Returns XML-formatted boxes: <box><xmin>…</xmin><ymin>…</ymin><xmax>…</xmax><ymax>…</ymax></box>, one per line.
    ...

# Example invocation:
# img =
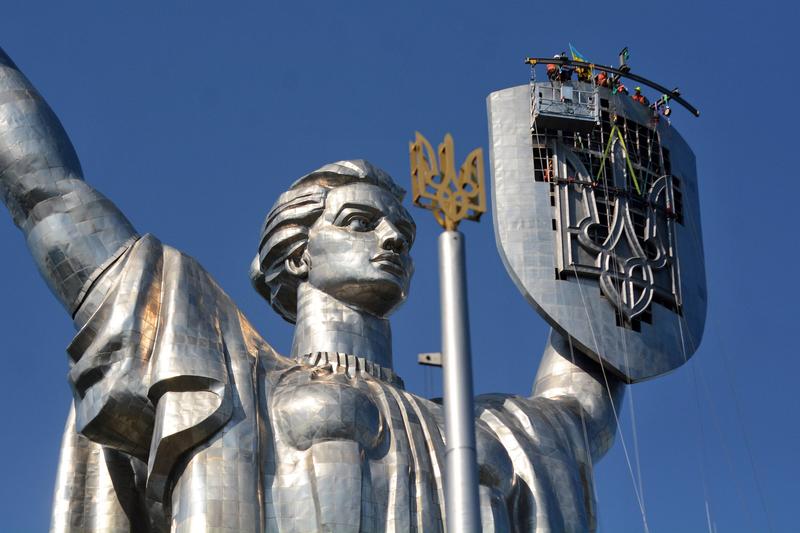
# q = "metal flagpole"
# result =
<box><xmin>409</xmin><ymin>132</ymin><xmax>487</xmax><ymax>532</ymax></box>
<box><xmin>439</xmin><ymin>230</ymin><xmax>480</xmax><ymax>532</ymax></box>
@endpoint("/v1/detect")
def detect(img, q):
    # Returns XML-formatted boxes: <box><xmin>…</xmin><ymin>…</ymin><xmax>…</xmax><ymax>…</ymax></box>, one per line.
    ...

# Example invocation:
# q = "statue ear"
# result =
<box><xmin>249</xmin><ymin>255</ymin><xmax>273</xmax><ymax>303</ymax></box>
<box><xmin>285</xmin><ymin>250</ymin><xmax>309</xmax><ymax>279</ymax></box>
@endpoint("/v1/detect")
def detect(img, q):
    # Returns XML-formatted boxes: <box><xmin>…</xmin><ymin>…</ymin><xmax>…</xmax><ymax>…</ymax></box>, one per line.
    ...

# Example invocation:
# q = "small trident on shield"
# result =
<box><xmin>409</xmin><ymin>131</ymin><xmax>484</xmax><ymax>532</ymax></box>
<box><xmin>409</xmin><ymin>132</ymin><xmax>486</xmax><ymax>231</ymax></box>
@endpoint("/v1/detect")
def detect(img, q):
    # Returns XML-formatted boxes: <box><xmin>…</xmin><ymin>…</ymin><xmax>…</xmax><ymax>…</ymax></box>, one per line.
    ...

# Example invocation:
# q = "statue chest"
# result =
<box><xmin>263</xmin><ymin>357</ymin><xmax>515</xmax><ymax>532</ymax></box>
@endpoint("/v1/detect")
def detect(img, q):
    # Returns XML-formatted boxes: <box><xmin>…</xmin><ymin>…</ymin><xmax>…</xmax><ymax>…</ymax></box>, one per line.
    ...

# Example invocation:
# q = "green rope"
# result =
<box><xmin>595</xmin><ymin>124</ymin><xmax>642</xmax><ymax>195</ymax></box>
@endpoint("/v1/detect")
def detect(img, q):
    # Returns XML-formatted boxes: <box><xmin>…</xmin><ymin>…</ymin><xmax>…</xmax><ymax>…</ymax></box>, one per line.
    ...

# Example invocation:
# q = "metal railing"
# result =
<box><xmin>524</xmin><ymin>56</ymin><xmax>700</xmax><ymax>117</ymax></box>
<box><xmin>531</xmin><ymin>81</ymin><xmax>599</xmax><ymax>130</ymax></box>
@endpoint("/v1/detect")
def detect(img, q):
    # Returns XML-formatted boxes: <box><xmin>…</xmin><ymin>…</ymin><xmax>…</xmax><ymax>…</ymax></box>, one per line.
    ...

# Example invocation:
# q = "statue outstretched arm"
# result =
<box><xmin>531</xmin><ymin>330</ymin><xmax>625</xmax><ymax>460</ymax></box>
<box><xmin>0</xmin><ymin>46</ymin><xmax>137</xmax><ymax>315</ymax></box>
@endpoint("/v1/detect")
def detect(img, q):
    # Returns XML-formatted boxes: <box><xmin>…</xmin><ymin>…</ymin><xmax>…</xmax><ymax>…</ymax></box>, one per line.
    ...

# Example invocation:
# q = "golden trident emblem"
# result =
<box><xmin>409</xmin><ymin>132</ymin><xmax>486</xmax><ymax>231</ymax></box>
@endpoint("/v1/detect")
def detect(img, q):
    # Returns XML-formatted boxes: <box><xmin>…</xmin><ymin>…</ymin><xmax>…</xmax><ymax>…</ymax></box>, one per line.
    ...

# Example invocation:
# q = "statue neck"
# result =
<box><xmin>291</xmin><ymin>283</ymin><xmax>393</xmax><ymax>369</ymax></box>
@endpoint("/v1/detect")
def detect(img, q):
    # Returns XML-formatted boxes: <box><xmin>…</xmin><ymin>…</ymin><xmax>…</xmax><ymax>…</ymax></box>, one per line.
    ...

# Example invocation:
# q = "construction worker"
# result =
<box><xmin>546</xmin><ymin>53</ymin><xmax>574</xmax><ymax>82</ymax></box>
<box><xmin>632</xmin><ymin>86</ymin><xmax>649</xmax><ymax>105</ymax></box>
<box><xmin>614</xmin><ymin>82</ymin><xmax>629</xmax><ymax>95</ymax></box>
<box><xmin>657</xmin><ymin>94</ymin><xmax>672</xmax><ymax>116</ymax></box>
<box><xmin>557</xmin><ymin>52</ymin><xmax>574</xmax><ymax>81</ymax></box>
<box><xmin>546</xmin><ymin>56</ymin><xmax>560</xmax><ymax>81</ymax></box>
<box><xmin>595</xmin><ymin>71</ymin><xmax>610</xmax><ymax>88</ymax></box>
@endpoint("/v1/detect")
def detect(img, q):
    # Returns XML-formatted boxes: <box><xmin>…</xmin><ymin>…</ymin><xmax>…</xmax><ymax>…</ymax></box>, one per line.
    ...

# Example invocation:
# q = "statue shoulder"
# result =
<box><xmin>71</xmin><ymin>233</ymin><xmax>280</xmax><ymax>363</ymax></box>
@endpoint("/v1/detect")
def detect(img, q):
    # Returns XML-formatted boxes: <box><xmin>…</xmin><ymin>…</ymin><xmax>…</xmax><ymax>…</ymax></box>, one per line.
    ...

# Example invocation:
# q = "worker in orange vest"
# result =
<box><xmin>546</xmin><ymin>63</ymin><xmax>559</xmax><ymax>80</ymax></box>
<box><xmin>632</xmin><ymin>86</ymin><xmax>649</xmax><ymax>105</ymax></box>
<box><xmin>547</xmin><ymin>54</ymin><xmax>564</xmax><ymax>81</ymax></box>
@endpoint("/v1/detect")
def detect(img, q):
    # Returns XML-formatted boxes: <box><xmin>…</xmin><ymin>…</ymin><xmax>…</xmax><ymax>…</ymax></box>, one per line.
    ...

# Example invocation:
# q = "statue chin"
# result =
<box><xmin>74</xmin><ymin>369</ymin><xmax>154</xmax><ymax>461</ymax></box>
<box><xmin>320</xmin><ymin>278</ymin><xmax>408</xmax><ymax>318</ymax></box>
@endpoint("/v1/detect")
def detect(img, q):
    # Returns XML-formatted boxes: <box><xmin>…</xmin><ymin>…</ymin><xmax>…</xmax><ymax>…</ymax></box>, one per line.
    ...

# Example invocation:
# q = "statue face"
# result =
<box><xmin>305</xmin><ymin>182</ymin><xmax>415</xmax><ymax>316</ymax></box>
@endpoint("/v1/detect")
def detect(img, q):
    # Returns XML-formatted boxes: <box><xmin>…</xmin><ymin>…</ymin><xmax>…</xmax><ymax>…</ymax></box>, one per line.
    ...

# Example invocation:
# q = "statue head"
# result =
<box><xmin>251</xmin><ymin>160</ymin><xmax>416</xmax><ymax>322</ymax></box>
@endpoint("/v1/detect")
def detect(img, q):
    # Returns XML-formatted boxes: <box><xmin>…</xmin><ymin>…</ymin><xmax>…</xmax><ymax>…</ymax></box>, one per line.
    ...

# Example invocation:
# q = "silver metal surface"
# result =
<box><xmin>418</xmin><ymin>352</ymin><xmax>443</xmax><ymax>367</ymax></box>
<box><xmin>0</xmin><ymin>48</ymin><xmax>138</xmax><ymax>317</ymax></box>
<box><xmin>532</xmin><ymin>81</ymin><xmax>599</xmax><ymax>132</ymax></box>
<box><xmin>488</xmin><ymin>83</ymin><xmax>707</xmax><ymax>383</ymax></box>
<box><xmin>3</xmin><ymin>45</ymin><xmax>633</xmax><ymax>532</ymax></box>
<box><xmin>439</xmin><ymin>231</ymin><xmax>480</xmax><ymax>533</ymax></box>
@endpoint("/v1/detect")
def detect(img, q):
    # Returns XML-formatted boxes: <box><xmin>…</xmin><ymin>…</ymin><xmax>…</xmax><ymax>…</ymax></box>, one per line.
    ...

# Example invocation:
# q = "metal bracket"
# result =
<box><xmin>417</xmin><ymin>352</ymin><xmax>442</xmax><ymax>367</ymax></box>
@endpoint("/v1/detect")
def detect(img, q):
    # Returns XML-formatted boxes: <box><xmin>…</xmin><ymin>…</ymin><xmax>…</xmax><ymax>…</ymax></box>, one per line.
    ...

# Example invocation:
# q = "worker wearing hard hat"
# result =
<box><xmin>546</xmin><ymin>53</ymin><xmax>574</xmax><ymax>82</ymax></box>
<box><xmin>557</xmin><ymin>52</ymin><xmax>574</xmax><ymax>81</ymax></box>
<box><xmin>632</xmin><ymin>86</ymin><xmax>649</xmax><ymax>105</ymax></box>
<box><xmin>546</xmin><ymin>55</ymin><xmax>560</xmax><ymax>81</ymax></box>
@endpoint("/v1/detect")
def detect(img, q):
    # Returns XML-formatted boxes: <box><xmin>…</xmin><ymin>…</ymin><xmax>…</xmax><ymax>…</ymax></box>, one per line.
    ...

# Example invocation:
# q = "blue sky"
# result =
<box><xmin>0</xmin><ymin>2</ymin><xmax>796</xmax><ymax>531</ymax></box>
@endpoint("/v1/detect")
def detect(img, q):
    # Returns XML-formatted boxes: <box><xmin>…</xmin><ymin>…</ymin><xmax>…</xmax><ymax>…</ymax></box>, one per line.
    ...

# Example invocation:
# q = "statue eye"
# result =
<box><xmin>346</xmin><ymin>214</ymin><xmax>372</xmax><ymax>231</ymax></box>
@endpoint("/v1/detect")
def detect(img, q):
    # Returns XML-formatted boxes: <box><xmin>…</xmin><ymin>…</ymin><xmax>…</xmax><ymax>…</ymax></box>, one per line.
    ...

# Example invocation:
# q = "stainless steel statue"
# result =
<box><xmin>0</xmin><ymin>45</ymin><xmax>701</xmax><ymax>533</ymax></box>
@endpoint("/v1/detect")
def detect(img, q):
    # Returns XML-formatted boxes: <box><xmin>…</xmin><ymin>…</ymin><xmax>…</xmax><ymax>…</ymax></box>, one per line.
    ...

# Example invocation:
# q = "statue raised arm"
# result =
<box><xmin>1</xmin><ymin>46</ymin><xmax>265</xmax><ymax>532</ymax></box>
<box><xmin>0</xmin><ymin>47</ymin><xmax>137</xmax><ymax>318</ymax></box>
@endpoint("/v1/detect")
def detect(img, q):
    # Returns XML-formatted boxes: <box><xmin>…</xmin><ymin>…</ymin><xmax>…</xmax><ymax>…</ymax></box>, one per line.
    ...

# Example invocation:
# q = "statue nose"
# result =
<box><xmin>378</xmin><ymin>219</ymin><xmax>407</xmax><ymax>253</ymax></box>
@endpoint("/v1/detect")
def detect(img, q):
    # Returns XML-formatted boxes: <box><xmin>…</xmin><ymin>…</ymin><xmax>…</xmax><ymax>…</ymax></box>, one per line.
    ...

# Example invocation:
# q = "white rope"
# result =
<box><xmin>548</xmin><ymin>92</ymin><xmax>650</xmax><ymax>531</ymax></box>
<box><xmin>566</xmin><ymin>333</ymin><xmax>598</xmax><ymax>505</ymax></box>
<box><xmin>595</xmin><ymin>125</ymin><xmax>648</xmax><ymax>517</ymax></box>
<box><xmin>715</xmin><ymin>332</ymin><xmax>774</xmax><ymax>532</ymax></box>
<box><xmin>676</xmin><ymin>312</ymin><xmax>715</xmax><ymax>533</ymax></box>
<box><xmin>674</xmin><ymin>189</ymin><xmax>775</xmax><ymax>532</ymax></box>
<box><xmin>572</xmin><ymin>264</ymin><xmax>650</xmax><ymax>533</ymax></box>
<box><xmin>688</xmin><ymin>320</ymin><xmax>756</xmax><ymax>529</ymax></box>
<box><xmin>679</xmin><ymin>311</ymin><xmax>775</xmax><ymax>532</ymax></box>
<box><xmin>626</xmin><ymin>381</ymin><xmax>646</xmax><ymax>515</ymax></box>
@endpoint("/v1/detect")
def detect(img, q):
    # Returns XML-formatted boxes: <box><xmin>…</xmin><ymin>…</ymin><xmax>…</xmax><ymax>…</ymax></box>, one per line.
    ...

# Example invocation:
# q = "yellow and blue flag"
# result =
<box><xmin>569</xmin><ymin>43</ymin><xmax>587</xmax><ymax>63</ymax></box>
<box><xmin>569</xmin><ymin>43</ymin><xmax>592</xmax><ymax>80</ymax></box>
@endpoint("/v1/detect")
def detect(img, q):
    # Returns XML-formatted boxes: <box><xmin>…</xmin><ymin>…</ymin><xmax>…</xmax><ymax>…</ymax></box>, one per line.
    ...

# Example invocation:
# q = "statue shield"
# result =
<box><xmin>487</xmin><ymin>84</ymin><xmax>706</xmax><ymax>383</ymax></box>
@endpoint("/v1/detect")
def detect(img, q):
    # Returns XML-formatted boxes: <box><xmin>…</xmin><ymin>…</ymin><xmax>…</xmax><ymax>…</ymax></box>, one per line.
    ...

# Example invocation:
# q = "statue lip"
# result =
<box><xmin>370</xmin><ymin>252</ymin><xmax>405</xmax><ymax>277</ymax></box>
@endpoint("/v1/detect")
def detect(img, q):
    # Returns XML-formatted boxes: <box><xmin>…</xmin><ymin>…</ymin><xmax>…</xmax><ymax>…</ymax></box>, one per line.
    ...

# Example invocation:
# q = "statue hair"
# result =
<box><xmin>250</xmin><ymin>160</ymin><xmax>408</xmax><ymax>323</ymax></box>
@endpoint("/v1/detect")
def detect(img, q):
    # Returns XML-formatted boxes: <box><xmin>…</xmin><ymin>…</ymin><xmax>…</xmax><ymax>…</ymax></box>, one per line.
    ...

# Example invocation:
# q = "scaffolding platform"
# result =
<box><xmin>531</xmin><ymin>81</ymin><xmax>599</xmax><ymax>133</ymax></box>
